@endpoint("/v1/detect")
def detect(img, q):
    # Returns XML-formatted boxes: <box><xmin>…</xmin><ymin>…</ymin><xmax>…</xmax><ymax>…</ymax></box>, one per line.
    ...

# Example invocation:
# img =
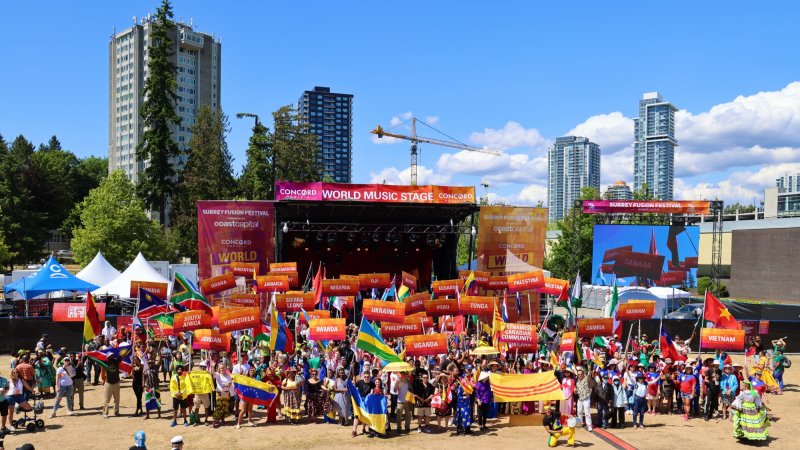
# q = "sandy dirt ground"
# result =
<box><xmin>0</xmin><ymin>354</ymin><xmax>795</xmax><ymax>450</ymax></box>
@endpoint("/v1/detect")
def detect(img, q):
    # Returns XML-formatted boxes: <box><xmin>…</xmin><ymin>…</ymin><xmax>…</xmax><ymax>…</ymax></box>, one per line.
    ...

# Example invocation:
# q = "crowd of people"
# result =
<box><xmin>0</xmin><ymin>319</ymin><xmax>791</xmax><ymax>447</ymax></box>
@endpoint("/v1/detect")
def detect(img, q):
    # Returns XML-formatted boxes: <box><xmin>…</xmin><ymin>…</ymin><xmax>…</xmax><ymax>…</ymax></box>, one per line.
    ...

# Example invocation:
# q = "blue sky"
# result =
<box><xmin>2</xmin><ymin>1</ymin><xmax>799</xmax><ymax>205</ymax></box>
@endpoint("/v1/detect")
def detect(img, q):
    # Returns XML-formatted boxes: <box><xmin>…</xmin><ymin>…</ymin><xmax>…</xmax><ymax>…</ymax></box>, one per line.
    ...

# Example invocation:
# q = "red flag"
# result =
<box><xmin>649</xmin><ymin>228</ymin><xmax>658</xmax><ymax>255</ymax></box>
<box><xmin>312</xmin><ymin>264</ymin><xmax>323</xmax><ymax>308</ymax></box>
<box><xmin>704</xmin><ymin>291</ymin><xmax>739</xmax><ymax>329</ymax></box>
<box><xmin>659</xmin><ymin>329</ymin><xmax>686</xmax><ymax>362</ymax></box>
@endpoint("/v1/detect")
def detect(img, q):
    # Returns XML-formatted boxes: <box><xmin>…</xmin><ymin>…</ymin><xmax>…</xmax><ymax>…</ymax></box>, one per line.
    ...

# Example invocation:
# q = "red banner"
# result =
<box><xmin>230</xmin><ymin>262</ymin><xmax>259</xmax><ymax>278</ymax></box>
<box><xmin>217</xmin><ymin>307</ymin><xmax>260</xmax><ymax>333</ymax></box>
<box><xmin>197</xmin><ymin>200</ymin><xmax>275</xmax><ymax>280</ymax></box>
<box><xmin>405</xmin><ymin>333</ymin><xmax>449</xmax><ymax>356</ymax></box>
<box><xmin>603</xmin><ymin>246</ymin><xmax>633</xmax><ymax>263</ymax></box>
<box><xmin>269</xmin><ymin>262</ymin><xmax>297</xmax><ymax>273</ymax></box>
<box><xmin>432</xmin><ymin>279</ymin><xmax>463</xmax><ymax>297</ymax></box>
<box><xmin>684</xmin><ymin>257</ymin><xmax>698</xmax><ymax>269</ymax></box>
<box><xmin>657</xmin><ymin>271</ymin><xmax>687</xmax><ymax>287</ymax></box>
<box><xmin>577</xmin><ymin>318</ymin><xmax>614</xmax><ymax>337</ymax></box>
<box><xmin>538</xmin><ymin>277</ymin><xmax>569</xmax><ymax>296</ymax></box>
<box><xmin>275</xmin><ymin>292</ymin><xmax>316</xmax><ymax>313</ymax></box>
<box><xmin>507</xmin><ymin>270</ymin><xmax>545</xmax><ymax>293</ymax></box>
<box><xmin>612</xmin><ymin>251</ymin><xmax>665</xmax><ymax>280</ymax></box>
<box><xmin>52</xmin><ymin>303</ymin><xmax>107</xmax><ymax>322</ymax></box>
<box><xmin>358</xmin><ymin>273</ymin><xmax>392</xmax><ymax>290</ymax></box>
<box><xmin>381</xmin><ymin>322</ymin><xmax>423</xmax><ymax>338</ymax></box>
<box><xmin>362</xmin><ymin>299</ymin><xmax>405</xmax><ymax>323</ymax></box>
<box><xmin>130</xmin><ymin>281</ymin><xmax>168</xmax><ymax>299</ymax></box>
<box><xmin>228</xmin><ymin>293</ymin><xmax>258</xmax><ymax>308</ymax></box>
<box><xmin>560</xmin><ymin>332</ymin><xmax>576</xmax><ymax>352</ymax></box>
<box><xmin>583</xmin><ymin>200</ymin><xmax>711</xmax><ymax>215</ymax></box>
<box><xmin>401</xmin><ymin>271</ymin><xmax>418</xmax><ymax>290</ymax></box>
<box><xmin>424</xmin><ymin>298</ymin><xmax>460</xmax><ymax>317</ymax></box>
<box><xmin>487</xmin><ymin>276</ymin><xmax>508</xmax><ymax>291</ymax></box>
<box><xmin>299</xmin><ymin>310</ymin><xmax>330</xmax><ymax>324</ymax></box>
<box><xmin>616</xmin><ymin>301</ymin><xmax>657</xmax><ymax>320</ymax></box>
<box><xmin>497</xmin><ymin>323</ymin><xmax>537</xmax><ymax>348</ymax></box>
<box><xmin>199</xmin><ymin>272</ymin><xmax>237</xmax><ymax>295</ymax></box>
<box><xmin>402</xmin><ymin>293</ymin><xmax>428</xmax><ymax>315</ymax></box>
<box><xmin>459</xmin><ymin>296</ymin><xmax>494</xmax><ymax>316</ymax></box>
<box><xmin>173</xmin><ymin>311</ymin><xmax>212</xmax><ymax>333</ymax></box>
<box><xmin>192</xmin><ymin>329</ymin><xmax>231</xmax><ymax>351</ymax></box>
<box><xmin>275</xmin><ymin>181</ymin><xmax>476</xmax><ymax>205</ymax></box>
<box><xmin>308</xmin><ymin>318</ymin><xmax>347</xmax><ymax>341</ymax></box>
<box><xmin>458</xmin><ymin>270</ymin><xmax>490</xmax><ymax>287</ymax></box>
<box><xmin>700</xmin><ymin>328</ymin><xmax>745</xmax><ymax>350</ymax></box>
<box><xmin>322</xmin><ymin>279</ymin><xmax>360</xmax><ymax>296</ymax></box>
<box><xmin>255</xmin><ymin>275</ymin><xmax>289</xmax><ymax>293</ymax></box>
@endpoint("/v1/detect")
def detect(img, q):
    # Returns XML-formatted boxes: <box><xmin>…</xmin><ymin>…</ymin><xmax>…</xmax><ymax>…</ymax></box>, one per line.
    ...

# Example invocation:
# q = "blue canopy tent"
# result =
<box><xmin>3</xmin><ymin>256</ymin><xmax>99</xmax><ymax>300</ymax></box>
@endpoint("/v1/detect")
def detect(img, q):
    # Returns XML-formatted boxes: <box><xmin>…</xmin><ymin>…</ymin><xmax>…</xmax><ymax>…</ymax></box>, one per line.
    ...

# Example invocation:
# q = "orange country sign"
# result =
<box><xmin>616</xmin><ymin>301</ymin><xmax>656</xmax><ymax>320</ymax></box>
<box><xmin>362</xmin><ymin>299</ymin><xmax>405</xmax><ymax>323</ymax></box>
<box><xmin>406</xmin><ymin>312</ymin><xmax>434</xmax><ymax>328</ymax></box>
<box><xmin>255</xmin><ymin>275</ymin><xmax>289</xmax><ymax>293</ymax></box>
<box><xmin>322</xmin><ymin>279</ymin><xmax>360</xmax><ymax>296</ymax></box>
<box><xmin>382</xmin><ymin>322</ymin><xmax>423</xmax><ymax>338</ymax></box>
<box><xmin>192</xmin><ymin>329</ymin><xmax>231</xmax><ymax>351</ymax></box>
<box><xmin>487</xmin><ymin>276</ymin><xmax>508</xmax><ymax>291</ymax></box>
<box><xmin>577</xmin><ymin>318</ymin><xmax>614</xmax><ymax>337</ymax></box>
<box><xmin>432</xmin><ymin>279</ymin><xmax>463</xmax><ymax>297</ymax></box>
<box><xmin>402</xmin><ymin>293</ymin><xmax>428</xmax><ymax>315</ymax></box>
<box><xmin>560</xmin><ymin>332</ymin><xmax>577</xmax><ymax>352</ymax></box>
<box><xmin>230</xmin><ymin>262</ymin><xmax>259</xmax><ymax>278</ymax></box>
<box><xmin>459</xmin><ymin>270</ymin><xmax>490</xmax><ymax>287</ymax></box>
<box><xmin>173</xmin><ymin>311</ymin><xmax>212</xmax><ymax>333</ymax></box>
<box><xmin>358</xmin><ymin>273</ymin><xmax>392</xmax><ymax>289</ymax></box>
<box><xmin>269</xmin><ymin>271</ymin><xmax>299</xmax><ymax>289</ymax></box>
<box><xmin>459</xmin><ymin>296</ymin><xmax>495</xmax><ymax>316</ymax></box>
<box><xmin>497</xmin><ymin>323</ymin><xmax>537</xmax><ymax>348</ymax></box>
<box><xmin>199</xmin><ymin>272</ymin><xmax>237</xmax><ymax>295</ymax></box>
<box><xmin>538</xmin><ymin>277</ymin><xmax>569</xmax><ymax>296</ymax></box>
<box><xmin>308</xmin><ymin>318</ymin><xmax>347</xmax><ymax>341</ymax></box>
<box><xmin>405</xmin><ymin>333</ymin><xmax>448</xmax><ymax>356</ymax></box>
<box><xmin>299</xmin><ymin>309</ymin><xmax>330</xmax><ymax>324</ymax></box>
<box><xmin>228</xmin><ymin>293</ymin><xmax>258</xmax><ymax>307</ymax></box>
<box><xmin>401</xmin><ymin>271</ymin><xmax>417</xmax><ymax>290</ymax></box>
<box><xmin>130</xmin><ymin>281</ymin><xmax>168</xmax><ymax>299</ymax></box>
<box><xmin>424</xmin><ymin>298</ymin><xmax>460</xmax><ymax>317</ymax></box>
<box><xmin>276</xmin><ymin>291</ymin><xmax>315</xmax><ymax>312</ymax></box>
<box><xmin>700</xmin><ymin>328</ymin><xmax>745</xmax><ymax>350</ymax></box>
<box><xmin>217</xmin><ymin>307</ymin><xmax>260</xmax><ymax>333</ymax></box>
<box><xmin>269</xmin><ymin>262</ymin><xmax>297</xmax><ymax>273</ymax></box>
<box><xmin>507</xmin><ymin>270</ymin><xmax>545</xmax><ymax>293</ymax></box>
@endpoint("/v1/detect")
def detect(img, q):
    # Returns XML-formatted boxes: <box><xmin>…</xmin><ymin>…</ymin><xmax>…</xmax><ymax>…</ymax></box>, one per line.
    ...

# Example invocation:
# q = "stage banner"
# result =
<box><xmin>362</xmin><ymin>299</ymin><xmax>405</xmax><ymax>323</ymax></box>
<box><xmin>497</xmin><ymin>322</ymin><xmax>537</xmax><ymax>348</ymax></box>
<box><xmin>458</xmin><ymin>270</ymin><xmax>490</xmax><ymax>287</ymax></box>
<box><xmin>487</xmin><ymin>276</ymin><xmax>508</xmax><ymax>291</ymax></box>
<box><xmin>268</xmin><ymin>271</ymin><xmax>299</xmax><ymax>289</ymax></box>
<box><xmin>192</xmin><ymin>329</ymin><xmax>231</xmax><ymax>352</ymax></box>
<box><xmin>299</xmin><ymin>309</ymin><xmax>331</xmax><ymax>324</ymax></box>
<box><xmin>401</xmin><ymin>271</ymin><xmax>418</xmax><ymax>290</ymax></box>
<box><xmin>459</xmin><ymin>296</ymin><xmax>494</xmax><ymax>316</ymax></box>
<box><xmin>583</xmin><ymin>200</ymin><xmax>711</xmax><ymax>215</ymax></box>
<box><xmin>405</xmin><ymin>333</ymin><xmax>448</xmax><ymax>356</ymax></box>
<box><xmin>173</xmin><ymin>311</ymin><xmax>212</xmax><ymax>333</ymax></box>
<box><xmin>276</xmin><ymin>292</ymin><xmax>315</xmax><ymax>312</ymax></box>
<box><xmin>616</xmin><ymin>301</ymin><xmax>657</xmax><ymax>320</ymax></box>
<box><xmin>275</xmin><ymin>181</ymin><xmax>476</xmax><ymax>205</ymax></box>
<box><xmin>130</xmin><ymin>281</ymin><xmax>168</xmax><ymax>299</ymax></box>
<box><xmin>358</xmin><ymin>273</ymin><xmax>392</xmax><ymax>290</ymax></box>
<box><xmin>382</xmin><ymin>322</ymin><xmax>423</xmax><ymax>338</ymax></box>
<box><xmin>538</xmin><ymin>277</ymin><xmax>569</xmax><ymax>296</ymax></box>
<box><xmin>308</xmin><ymin>318</ymin><xmax>347</xmax><ymax>341</ymax></box>
<box><xmin>402</xmin><ymin>293</ymin><xmax>427</xmax><ymax>315</ymax></box>
<box><xmin>322</xmin><ymin>279</ymin><xmax>360</xmax><ymax>296</ymax></box>
<box><xmin>52</xmin><ymin>303</ymin><xmax>107</xmax><ymax>322</ymax></box>
<box><xmin>700</xmin><ymin>328</ymin><xmax>745</xmax><ymax>350</ymax></box>
<box><xmin>507</xmin><ymin>270</ymin><xmax>545</xmax><ymax>293</ymax></box>
<box><xmin>218</xmin><ymin>307</ymin><xmax>260</xmax><ymax>333</ymax></box>
<box><xmin>228</xmin><ymin>293</ymin><xmax>258</xmax><ymax>308</ymax></box>
<box><xmin>269</xmin><ymin>262</ymin><xmax>297</xmax><ymax>273</ymax></box>
<box><xmin>577</xmin><ymin>318</ymin><xmax>614</xmax><ymax>337</ymax></box>
<box><xmin>432</xmin><ymin>279</ymin><xmax>463</xmax><ymax>297</ymax></box>
<box><xmin>560</xmin><ymin>332</ymin><xmax>577</xmax><ymax>352</ymax></box>
<box><xmin>230</xmin><ymin>262</ymin><xmax>259</xmax><ymax>278</ymax></box>
<box><xmin>197</xmin><ymin>200</ymin><xmax>275</xmax><ymax>280</ymax></box>
<box><xmin>424</xmin><ymin>298</ymin><xmax>460</xmax><ymax>317</ymax></box>
<box><xmin>476</xmin><ymin>206</ymin><xmax>547</xmax><ymax>277</ymax></box>
<box><xmin>255</xmin><ymin>275</ymin><xmax>289</xmax><ymax>293</ymax></box>
<box><xmin>199</xmin><ymin>272</ymin><xmax>237</xmax><ymax>295</ymax></box>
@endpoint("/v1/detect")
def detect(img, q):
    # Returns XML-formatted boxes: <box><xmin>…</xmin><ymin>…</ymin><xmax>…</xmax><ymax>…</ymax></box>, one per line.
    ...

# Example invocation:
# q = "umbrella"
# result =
<box><xmin>471</xmin><ymin>346</ymin><xmax>500</xmax><ymax>355</ymax></box>
<box><xmin>382</xmin><ymin>361</ymin><xmax>413</xmax><ymax>372</ymax></box>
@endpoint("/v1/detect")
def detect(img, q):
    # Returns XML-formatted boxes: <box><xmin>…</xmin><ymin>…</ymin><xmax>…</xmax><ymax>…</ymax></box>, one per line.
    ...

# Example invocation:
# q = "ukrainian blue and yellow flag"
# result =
<box><xmin>347</xmin><ymin>379</ymin><xmax>388</xmax><ymax>434</ymax></box>
<box><xmin>356</xmin><ymin>320</ymin><xmax>402</xmax><ymax>363</ymax></box>
<box><xmin>232</xmin><ymin>374</ymin><xmax>279</xmax><ymax>407</ymax></box>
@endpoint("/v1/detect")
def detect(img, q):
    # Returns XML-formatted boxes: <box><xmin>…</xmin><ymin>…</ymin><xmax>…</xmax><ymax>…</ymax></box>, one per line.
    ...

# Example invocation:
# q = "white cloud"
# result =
<box><xmin>372</xmin><ymin>111</ymin><xmax>415</xmax><ymax>145</ymax></box>
<box><xmin>675</xmin><ymin>145</ymin><xmax>800</xmax><ymax>177</ymax></box>
<box><xmin>424</xmin><ymin>116</ymin><xmax>440</xmax><ymax>125</ymax></box>
<box><xmin>435</xmin><ymin>151</ymin><xmax>547</xmax><ymax>185</ymax></box>
<box><xmin>567</xmin><ymin>111</ymin><xmax>633</xmax><ymax>152</ymax></box>
<box><xmin>469</xmin><ymin>121</ymin><xmax>550</xmax><ymax>151</ymax></box>
<box><xmin>390</xmin><ymin>111</ymin><xmax>413</xmax><ymax>127</ymax></box>
<box><xmin>368</xmin><ymin>165</ymin><xmax>452</xmax><ymax>186</ymax></box>
<box><xmin>487</xmin><ymin>184</ymin><xmax>548</xmax><ymax>206</ymax></box>
<box><xmin>675</xmin><ymin>162</ymin><xmax>800</xmax><ymax>203</ymax></box>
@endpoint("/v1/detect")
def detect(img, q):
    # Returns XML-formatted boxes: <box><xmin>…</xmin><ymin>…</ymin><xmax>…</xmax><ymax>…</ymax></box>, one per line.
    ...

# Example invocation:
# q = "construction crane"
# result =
<box><xmin>371</xmin><ymin>117</ymin><xmax>501</xmax><ymax>185</ymax></box>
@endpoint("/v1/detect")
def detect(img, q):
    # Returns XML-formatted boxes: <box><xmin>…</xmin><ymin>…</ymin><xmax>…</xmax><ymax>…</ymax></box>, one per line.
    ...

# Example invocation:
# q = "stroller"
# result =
<box><xmin>12</xmin><ymin>394</ymin><xmax>45</xmax><ymax>432</ymax></box>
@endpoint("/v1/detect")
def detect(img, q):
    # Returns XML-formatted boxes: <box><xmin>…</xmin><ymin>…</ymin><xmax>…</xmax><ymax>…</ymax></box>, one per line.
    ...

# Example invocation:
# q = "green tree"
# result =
<box><xmin>60</xmin><ymin>156</ymin><xmax>109</xmax><ymax>239</ymax></box>
<box><xmin>272</xmin><ymin>105</ymin><xmax>321</xmax><ymax>187</ymax></box>
<box><xmin>723</xmin><ymin>202</ymin><xmax>755</xmax><ymax>214</ymax></box>
<box><xmin>171</xmin><ymin>106</ymin><xmax>235</xmax><ymax>260</ymax></box>
<box><xmin>543</xmin><ymin>187</ymin><xmax>600</xmax><ymax>281</ymax></box>
<box><xmin>696</xmin><ymin>276</ymin><xmax>729</xmax><ymax>298</ymax></box>
<box><xmin>71</xmin><ymin>170</ymin><xmax>176</xmax><ymax>268</ymax></box>
<box><xmin>38</xmin><ymin>135</ymin><xmax>63</xmax><ymax>152</ymax></box>
<box><xmin>135</xmin><ymin>0</ymin><xmax>181</xmax><ymax>224</ymax></box>
<box><xmin>32</xmin><ymin>146</ymin><xmax>80</xmax><ymax>231</ymax></box>
<box><xmin>238</xmin><ymin>117</ymin><xmax>273</xmax><ymax>200</ymax></box>
<box><xmin>0</xmin><ymin>232</ymin><xmax>15</xmax><ymax>268</ymax></box>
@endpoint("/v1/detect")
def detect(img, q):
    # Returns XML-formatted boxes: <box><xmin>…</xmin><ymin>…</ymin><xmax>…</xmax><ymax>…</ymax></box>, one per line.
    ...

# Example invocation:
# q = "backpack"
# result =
<box><xmin>782</xmin><ymin>357</ymin><xmax>791</xmax><ymax>368</ymax></box>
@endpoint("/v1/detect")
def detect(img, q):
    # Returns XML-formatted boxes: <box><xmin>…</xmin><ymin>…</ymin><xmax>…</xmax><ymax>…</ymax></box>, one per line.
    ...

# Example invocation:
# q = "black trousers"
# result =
<box><xmin>609</xmin><ymin>406</ymin><xmax>625</xmax><ymax>428</ymax></box>
<box><xmin>705</xmin><ymin>392</ymin><xmax>719</xmax><ymax>418</ymax></box>
<box><xmin>477</xmin><ymin>402</ymin><xmax>490</xmax><ymax>427</ymax></box>
<box><xmin>133</xmin><ymin>383</ymin><xmax>143</xmax><ymax>412</ymax></box>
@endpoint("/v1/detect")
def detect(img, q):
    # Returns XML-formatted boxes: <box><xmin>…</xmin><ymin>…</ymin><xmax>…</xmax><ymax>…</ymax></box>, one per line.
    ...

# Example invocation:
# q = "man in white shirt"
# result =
<box><xmin>102</xmin><ymin>321</ymin><xmax>117</xmax><ymax>341</ymax></box>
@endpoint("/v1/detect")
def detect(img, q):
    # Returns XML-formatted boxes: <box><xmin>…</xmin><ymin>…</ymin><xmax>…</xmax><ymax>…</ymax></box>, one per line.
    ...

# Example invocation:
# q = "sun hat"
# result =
<box><xmin>170</xmin><ymin>435</ymin><xmax>184</xmax><ymax>444</ymax></box>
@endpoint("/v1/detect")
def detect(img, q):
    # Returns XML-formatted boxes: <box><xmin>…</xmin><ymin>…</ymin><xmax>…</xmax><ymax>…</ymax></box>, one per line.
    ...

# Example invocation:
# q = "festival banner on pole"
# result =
<box><xmin>199</xmin><ymin>272</ymin><xmax>237</xmax><ymax>295</ymax></box>
<box><xmin>322</xmin><ymin>279</ymin><xmax>360</xmax><ymax>296</ymax></box>
<box><xmin>228</xmin><ymin>293</ymin><xmax>258</xmax><ymax>308</ymax></box>
<box><xmin>362</xmin><ymin>299</ymin><xmax>406</xmax><ymax>323</ymax></box>
<box><xmin>255</xmin><ymin>275</ymin><xmax>289</xmax><ymax>293</ymax></box>
<box><xmin>577</xmin><ymin>318</ymin><xmax>614</xmax><ymax>337</ymax></box>
<box><xmin>401</xmin><ymin>271</ymin><xmax>418</xmax><ymax>290</ymax></box>
<box><xmin>269</xmin><ymin>262</ymin><xmax>297</xmax><ymax>273</ymax></box>
<box><xmin>497</xmin><ymin>323</ymin><xmax>537</xmax><ymax>349</ymax></box>
<box><xmin>52</xmin><ymin>303</ymin><xmax>107</xmax><ymax>322</ymax></box>
<box><xmin>402</xmin><ymin>293</ymin><xmax>428</xmax><ymax>315</ymax></box>
<box><xmin>404</xmin><ymin>333</ymin><xmax>448</xmax><ymax>356</ymax></box>
<box><xmin>700</xmin><ymin>328</ymin><xmax>745</xmax><ymax>350</ymax></box>
<box><xmin>275</xmin><ymin>181</ymin><xmax>476</xmax><ymax>205</ymax></box>
<box><xmin>583</xmin><ymin>200</ymin><xmax>711</xmax><ymax>215</ymax></box>
<box><xmin>458</xmin><ymin>270</ymin><xmax>490</xmax><ymax>287</ymax></box>
<box><xmin>299</xmin><ymin>310</ymin><xmax>331</xmax><ymax>324</ymax></box>
<box><xmin>507</xmin><ymin>270</ymin><xmax>545</xmax><ymax>293</ymax></box>
<box><xmin>308</xmin><ymin>318</ymin><xmax>347</xmax><ymax>341</ymax></box>
<box><xmin>358</xmin><ymin>273</ymin><xmax>392</xmax><ymax>290</ymax></box>
<box><xmin>476</xmin><ymin>206</ymin><xmax>548</xmax><ymax>277</ymax></box>
<box><xmin>197</xmin><ymin>200</ymin><xmax>275</xmax><ymax>280</ymax></box>
<box><xmin>432</xmin><ymin>279</ymin><xmax>463</xmax><ymax>298</ymax></box>
<box><xmin>275</xmin><ymin>292</ymin><xmax>315</xmax><ymax>313</ymax></box>
<box><xmin>560</xmin><ymin>332</ymin><xmax>577</xmax><ymax>352</ymax></box>
<box><xmin>459</xmin><ymin>296</ymin><xmax>495</xmax><ymax>317</ymax></box>
<box><xmin>192</xmin><ymin>329</ymin><xmax>231</xmax><ymax>351</ymax></box>
<box><xmin>616</xmin><ymin>301</ymin><xmax>657</xmax><ymax>320</ymax></box>
<box><xmin>487</xmin><ymin>276</ymin><xmax>508</xmax><ymax>291</ymax></box>
<box><xmin>424</xmin><ymin>298</ymin><xmax>460</xmax><ymax>317</ymax></box>
<box><xmin>230</xmin><ymin>262</ymin><xmax>260</xmax><ymax>278</ymax></box>
<box><xmin>217</xmin><ymin>307</ymin><xmax>260</xmax><ymax>333</ymax></box>
<box><xmin>538</xmin><ymin>277</ymin><xmax>569</xmax><ymax>296</ymax></box>
<box><xmin>173</xmin><ymin>311</ymin><xmax>212</xmax><ymax>333</ymax></box>
<box><xmin>381</xmin><ymin>322</ymin><xmax>423</xmax><ymax>338</ymax></box>
<box><xmin>129</xmin><ymin>281</ymin><xmax>168</xmax><ymax>299</ymax></box>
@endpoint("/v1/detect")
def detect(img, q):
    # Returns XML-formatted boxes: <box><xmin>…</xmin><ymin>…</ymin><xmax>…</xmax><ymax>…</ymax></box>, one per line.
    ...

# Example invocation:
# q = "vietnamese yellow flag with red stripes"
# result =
<box><xmin>488</xmin><ymin>372</ymin><xmax>565</xmax><ymax>402</ymax></box>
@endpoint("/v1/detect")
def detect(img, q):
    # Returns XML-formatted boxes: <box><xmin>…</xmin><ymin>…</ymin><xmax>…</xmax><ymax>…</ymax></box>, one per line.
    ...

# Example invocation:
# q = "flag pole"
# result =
<box><xmin>527</xmin><ymin>293</ymin><xmax>532</xmax><ymax>325</ymax></box>
<box><xmin>697</xmin><ymin>290</ymin><xmax>707</xmax><ymax>358</ymax></box>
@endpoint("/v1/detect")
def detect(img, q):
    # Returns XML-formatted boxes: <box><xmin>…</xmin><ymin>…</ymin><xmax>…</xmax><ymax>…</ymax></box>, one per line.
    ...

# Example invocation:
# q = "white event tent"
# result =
<box><xmin>76</xmin><ymin>252</ymin><xmax>121</xmax><ymax>287</ymax></box>
<box><xmin>93</xmin><ymin>252</ymin><xmax>171</xmax><ymax>299</ymax></box>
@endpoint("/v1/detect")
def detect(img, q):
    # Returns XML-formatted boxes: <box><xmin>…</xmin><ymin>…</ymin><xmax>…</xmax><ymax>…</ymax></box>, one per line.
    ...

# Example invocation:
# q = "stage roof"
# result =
<box><xmin>276</xmin><ymin>200</ymin><xmax>478</xmax><ymax>226</ymax></box>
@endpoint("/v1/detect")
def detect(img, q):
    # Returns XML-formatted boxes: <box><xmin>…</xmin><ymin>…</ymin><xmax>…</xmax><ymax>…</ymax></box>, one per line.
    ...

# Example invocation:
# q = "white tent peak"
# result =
<box><xmin>76</xmin><ymin>252</ymin><xmax>121</xmax><ymax>287</ymax></box>
<box><xmin>93</xmin><ymin>252</ymin><xmax>170</xmax><ymax>298</ymax></box>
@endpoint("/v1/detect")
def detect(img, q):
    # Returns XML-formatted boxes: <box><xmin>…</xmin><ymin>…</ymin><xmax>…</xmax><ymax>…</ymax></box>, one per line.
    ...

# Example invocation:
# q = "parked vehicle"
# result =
<box><xmin>664</xmin><ymin>303</ymin><xmax>703</xmax><ymax>319</ymax></box>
